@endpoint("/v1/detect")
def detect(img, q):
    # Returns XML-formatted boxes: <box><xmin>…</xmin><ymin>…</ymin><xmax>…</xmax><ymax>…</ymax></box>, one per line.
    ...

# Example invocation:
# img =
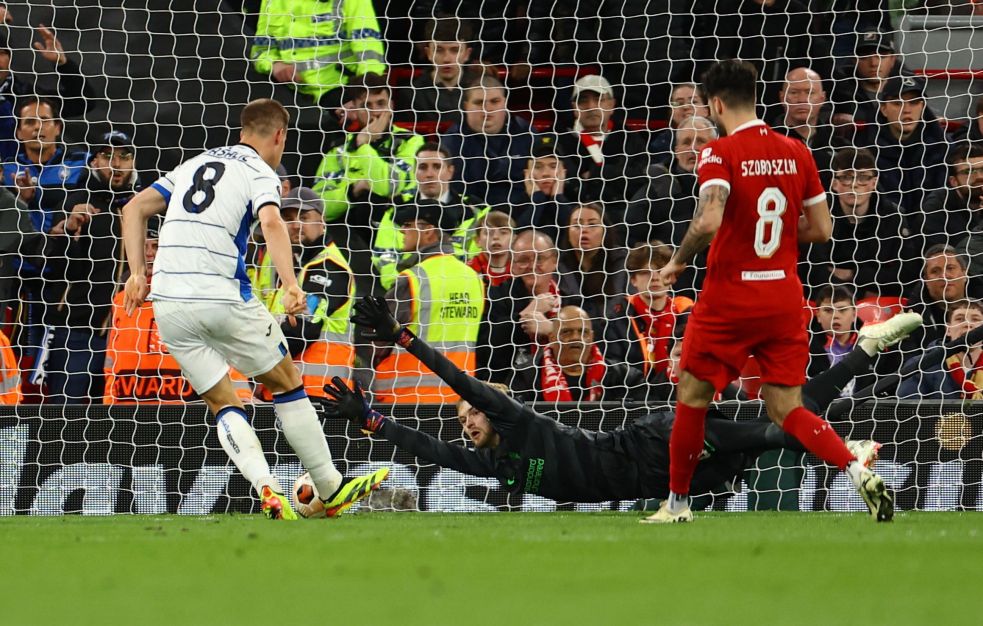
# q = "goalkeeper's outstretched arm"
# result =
<box><xmin>377</xmin><ymin>419</ymin><xmax>499</xmax><ymax>478</ymax></box>
<box><xmin>318</xmin><ymin>377</ymin><xmax>498</xmax><ymax>478</ymax></box>
<box><xmin>352</xmin><ymin>296</ymin><xmax>528</xmax><ymax>433</ymax></box>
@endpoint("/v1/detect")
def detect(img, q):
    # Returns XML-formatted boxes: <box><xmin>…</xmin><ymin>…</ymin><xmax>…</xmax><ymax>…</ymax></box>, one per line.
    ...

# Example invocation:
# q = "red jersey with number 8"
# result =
<box><xmin>694</xmin><ymin>119</ymin><xmax>825</xmax><ymax>318</ymax></box>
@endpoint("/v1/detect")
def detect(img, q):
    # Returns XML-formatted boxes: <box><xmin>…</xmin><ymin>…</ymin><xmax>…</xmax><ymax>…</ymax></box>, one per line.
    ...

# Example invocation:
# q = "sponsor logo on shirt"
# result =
<box><xmin>698</xmin><ymin>147</ymin><xmax>722</xmax><ymax>168</ymax></box>
<box><xmin>741</xmin><ymin>270</ymin><xmax>787</xmax><ymax>281</ymax></box>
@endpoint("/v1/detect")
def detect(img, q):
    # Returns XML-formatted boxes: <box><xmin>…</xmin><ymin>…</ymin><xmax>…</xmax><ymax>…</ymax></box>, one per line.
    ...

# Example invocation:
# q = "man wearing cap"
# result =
<box><xmin>369</xmin><ymin>199</ymin><xmax>485</xmax><ymax>404</ymax></box>
<box><xmin>252</xmin><ymin>187</ymin><xmax>355</xmax><ymax>399</ymax></box>
<box><xmin>35</xmin><ymin>129</ymin><xmax>143</xmax><ymax>403</ymax></box>
<box><xmin>854</xmin><ymin>74</ymin><xmax>948</xmax><ymax>216</ymax></box>
<box><xmin>371</xmin><ymin>141</ymin><xmax>489</xmax><ymax>291</ymax></box>
<box><xmin>0</xmin><ymin>20</ymin><xmax>93</xmax><ymax>160</ymax></box>
<box><xmin>64</xmin><ymin>129</ymin><xmax>143</xmax><ymax>214</ymax></box>
<box><xmin>509</xmin><ymin>134</ymin><xmax>575</xmax><ymax>245</ymax></box>
<box><xmin>556</xmin><ymin>74</ymin><xmax>649</xmax><ymax>222</ymax></box>
<box><xmin>831</xmin><ymin>31</ymin><xmax>917</xmax><ymax>126</ymax></box>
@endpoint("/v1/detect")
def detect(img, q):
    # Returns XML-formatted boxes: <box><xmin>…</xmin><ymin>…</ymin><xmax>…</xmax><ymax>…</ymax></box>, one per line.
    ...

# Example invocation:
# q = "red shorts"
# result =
<box><xmin>679</xmin><ymin>309</ymin><xmax>808</xmax><ymax>392</ymax></box>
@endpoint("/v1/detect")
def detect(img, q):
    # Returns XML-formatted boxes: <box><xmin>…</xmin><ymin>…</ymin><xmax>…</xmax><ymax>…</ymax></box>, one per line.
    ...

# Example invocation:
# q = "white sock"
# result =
<box><xmin>667</xmin><ymin>491</ymin><xmax>690</xmax><ymax>514</ymax></box>
<box><xmin>845</xmin><ymin>460</ymin><xmax>866</xmax><ymax>487</ymax></box>
<box><xmin>273</xmin><ymin>389</ymin><xmax>343</xmax><ymax>498</ymax></box>
<box><xmin>216</xmin><ymin>407</ymin><xmax>278</xmax><ymax>495</ymax></box>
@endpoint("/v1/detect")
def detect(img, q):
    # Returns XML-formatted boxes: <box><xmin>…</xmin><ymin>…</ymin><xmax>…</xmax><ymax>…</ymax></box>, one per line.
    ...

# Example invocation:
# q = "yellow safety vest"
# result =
<box><xmin>264</xmin><ymin>243</ymin><xmax>355</xmax><ymax>398</ymax></box>
<box><xmin>372</xmin><ymin>254</ymin><xmax>484</xmax><ymax>404</ymax></box>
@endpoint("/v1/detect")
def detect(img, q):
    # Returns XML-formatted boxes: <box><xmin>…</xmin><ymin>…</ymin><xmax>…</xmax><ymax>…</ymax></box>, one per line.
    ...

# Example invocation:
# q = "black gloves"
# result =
<box><xmin>321</xmin><ymin>376</ymin><xmax>386</xmax><ymax>434</ymax></box>
<box><xmin>351</xmin><ymin>295</ymin><xmax>412</xmax><ymax>345</ymax></box>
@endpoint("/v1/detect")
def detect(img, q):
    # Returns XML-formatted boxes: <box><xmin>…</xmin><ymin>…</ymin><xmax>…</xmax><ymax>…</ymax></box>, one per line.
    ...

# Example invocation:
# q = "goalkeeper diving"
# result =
<box><xmin>320</xmin><ymin>296</ymin><xmax>922</xmax><ymax>514</ymax></box>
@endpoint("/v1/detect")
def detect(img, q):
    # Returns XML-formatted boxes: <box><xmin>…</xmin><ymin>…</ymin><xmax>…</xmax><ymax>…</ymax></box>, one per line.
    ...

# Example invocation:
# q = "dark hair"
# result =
<box><xmin>16</xmin><ymin>96</ymin><xmax>61</xmax><ymax>122</ymax></box>
<box><xmin>947</xmin><ymin>142</ymin><xmax>983</xmax><ymax>176</ymax></box>
<box><xmin>946</xmin><ymin>299</ymin><xmax>983</xmax><ymax>324</ymax></box>
<box><xmin>815</xmin><ymin>284</ymin><xmax>855</xmax><ymax>306</ymax></box>
<box><xmin>924</xmin><ymin>243</ymin><xmax>968</xmax><ymax>270</ymax></box>
<box><xmin>343</xmin><ymin>73</ymin><xmax>391</xmax><ymax>103</ymax></box>
<box><xmin>426</xmin><ymin>17</ymin><xmax>474</xmax><ymax>45</ymax></box>
<box><xmin>240</xmin><ymin>98</ymin><xmax>289</xmax><ymax>135</ymax></box>
<box><xmin>462</xmin><ymin>74</ymin><xmax>506</xmax><ymax>102</ymax></box>
<box><xmin>626</xmin><ymin>242</ymin><xmax>673</xmax><ymax>273</ymax></box>
<box><xmin>418</xmin><ymin>140</ymin><xmax>450</xmax><ymax>159</ymax></box>
<box><xmin>832</xmin><ymin>147</ymin><xmax>877</xmax><ymax>172</ymax></box>
<box><xmin>700</xmin><ymin>60</ymin><xmax>758</xmax><ymax>109</ymax></box>
<box><xmin>559</xmin><ymin>203</ymin><xmax>626</xmax><ymax>298</ymax></box>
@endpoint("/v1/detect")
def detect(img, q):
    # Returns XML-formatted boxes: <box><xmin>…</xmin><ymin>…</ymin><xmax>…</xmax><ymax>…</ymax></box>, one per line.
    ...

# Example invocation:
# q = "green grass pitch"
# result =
<box><xmin>4</xmin><ymin>512</ymin><xmax>981</xmax><ymax>626</ymax></box>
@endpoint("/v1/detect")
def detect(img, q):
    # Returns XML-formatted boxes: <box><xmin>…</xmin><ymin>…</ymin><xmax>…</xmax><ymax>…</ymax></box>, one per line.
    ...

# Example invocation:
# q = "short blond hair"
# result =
<box><xmin>456</xmin><ymin>382</ymin><xmax>511</xmax><ymax>415</ymax></box>
<box><xmin>240</xmin><ymin>98</ymin><xmax>289</xmax><ymax>136</ymax></box>
<box><xmin>477</xmin><ymin>210</ymin><xmax>515</xmax><ymax>230</ymax></box>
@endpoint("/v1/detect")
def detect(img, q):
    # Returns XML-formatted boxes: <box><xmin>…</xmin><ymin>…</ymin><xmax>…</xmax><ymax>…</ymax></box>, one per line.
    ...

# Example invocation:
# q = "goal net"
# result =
<box><xmin>1</xmin><ymin>0</ymin><xmax>982</xmax><ymax>514</ymax></box>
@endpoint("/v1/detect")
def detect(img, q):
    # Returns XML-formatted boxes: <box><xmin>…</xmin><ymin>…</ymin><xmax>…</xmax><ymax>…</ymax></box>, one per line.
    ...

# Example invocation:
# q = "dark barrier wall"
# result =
<box><xmin>1</xmin><ymin>402</ymin><xmax>981</xmax><ymax>515</ymax></box>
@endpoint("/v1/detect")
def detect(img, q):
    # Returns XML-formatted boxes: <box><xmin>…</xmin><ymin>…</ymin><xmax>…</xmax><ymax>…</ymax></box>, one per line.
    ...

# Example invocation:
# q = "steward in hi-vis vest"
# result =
<box><xmin>371</xmin><ymin>142</ymin><xmax>487</xmax><ymax>290</ymax></box>
<box><xmin>250</xmin><ymin>0</ymin><xmax>385</xmax><ymax>106</ymax></box>
<box><xmin>251</xmin><ymin>188</ymin><xmax>354</xmax><ymax>399</ymax></box>
<box><xmin>370</xmin><ymin>200</ymin><xmax>484</xmax><ymax>404</ymax></box>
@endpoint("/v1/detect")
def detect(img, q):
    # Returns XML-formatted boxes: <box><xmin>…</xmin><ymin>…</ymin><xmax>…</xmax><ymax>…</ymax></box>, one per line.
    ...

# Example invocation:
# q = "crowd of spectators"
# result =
<box><xmin>0</xmin><ymin>1</ymin><xmax>982</xmax><ymax>406</ymax></box>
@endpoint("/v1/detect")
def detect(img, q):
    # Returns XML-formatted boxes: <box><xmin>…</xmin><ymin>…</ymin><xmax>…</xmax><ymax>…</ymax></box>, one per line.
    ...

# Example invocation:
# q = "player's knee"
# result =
<box><xmin>760</xmin><ymin>385</ymin><xmax>801</xmax><ymax>425</ymax></box>
<box><xmin>255</xmin><ymin>355</ymin><xmax>303</xmax><ymax>395</ymax></box>
<box><xmin>764</xmin><ymin>403</ymin><xmax>791</xmax><ymax>426</ymax></box>
<box><xmin>677</xmin><ymin>371</ymin><xmax>715</xmax><ymax>407</ymax></box>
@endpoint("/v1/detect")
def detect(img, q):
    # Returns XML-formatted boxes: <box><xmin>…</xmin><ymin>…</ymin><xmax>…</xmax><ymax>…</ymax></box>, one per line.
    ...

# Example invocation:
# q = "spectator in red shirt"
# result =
<box><xmin>480</xmin><ymin>229</ymin><xmax>564</xmax><ymax>385</ymax></box>
<box><xmin>606</xmin><ymin>242</ymin><xmax>694</xmax><ymax>382</ymax></box>
<box><xmin>467</xmin><ymin>210</ymin><xmax>514</xmax><ymax>288</ymax></box>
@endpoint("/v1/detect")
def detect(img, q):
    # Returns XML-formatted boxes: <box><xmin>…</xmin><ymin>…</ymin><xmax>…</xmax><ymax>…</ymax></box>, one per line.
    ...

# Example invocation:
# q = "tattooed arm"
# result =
<box><xmin>659</xmin><ymin>183</ymin><xmax>729</xmax><ymax>284</ymax></box>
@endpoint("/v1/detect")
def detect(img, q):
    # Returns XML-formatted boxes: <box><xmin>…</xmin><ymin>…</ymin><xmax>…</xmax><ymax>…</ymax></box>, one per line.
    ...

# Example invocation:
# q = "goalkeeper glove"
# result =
<box><xmin>321</xmin><ymin>376</ymin><xmax>386</xmax><ymax>434</ymax></box>
<box><xmin>351</xmin><ymin>295</ymin><xmax>413</xmax><ymax>345</ymax></box>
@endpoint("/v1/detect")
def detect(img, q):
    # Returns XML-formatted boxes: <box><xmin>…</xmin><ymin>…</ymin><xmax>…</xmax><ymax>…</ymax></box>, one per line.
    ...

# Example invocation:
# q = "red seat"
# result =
<box><xmin>855</xmin><ymin>296</ymin><xmax>908</xmax><ymax>326</ymax></box>
<box><xmin>625</xmin><ymin>119</ymin><xmax>669</xmax><ymax>131</ymax></box>
<box><xmin>803</xmin><ymin>300</ymin><xmax>817</xmax><ymax>326</ymax></box>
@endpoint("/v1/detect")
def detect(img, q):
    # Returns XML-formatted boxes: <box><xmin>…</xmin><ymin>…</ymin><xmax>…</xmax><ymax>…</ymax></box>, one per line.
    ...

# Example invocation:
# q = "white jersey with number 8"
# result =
<box><xmin>149</xmin><ymin>143</ymin><xmax>281</xmax><ymax>303</ymax></box>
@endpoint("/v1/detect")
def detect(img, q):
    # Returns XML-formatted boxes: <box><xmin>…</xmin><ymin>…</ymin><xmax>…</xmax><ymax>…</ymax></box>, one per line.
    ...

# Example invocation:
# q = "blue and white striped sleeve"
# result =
<box><xmin>250</xmin><ymin>174</ymin><xmax>280</xmax><ymax>217</ymax></box>
<box><xmin>150</xmin><ymin>174</ymin><xmax>175</xmax><ymax>203</ymax></box>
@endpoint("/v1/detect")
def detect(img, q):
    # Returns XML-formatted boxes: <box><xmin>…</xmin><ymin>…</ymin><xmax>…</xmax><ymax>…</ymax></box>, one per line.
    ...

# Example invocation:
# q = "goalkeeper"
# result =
<box><xmin>320</xmin><ymin>297</ymin><xmax>921</xmax><ymax>503</ymax></box>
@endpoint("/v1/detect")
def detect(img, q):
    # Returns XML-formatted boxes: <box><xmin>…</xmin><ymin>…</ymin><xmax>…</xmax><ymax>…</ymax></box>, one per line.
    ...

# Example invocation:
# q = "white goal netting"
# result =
<box><xmin>1</xmin><ymin>0</ymin><xmax>983</xmax><ymax>515</ymax></box>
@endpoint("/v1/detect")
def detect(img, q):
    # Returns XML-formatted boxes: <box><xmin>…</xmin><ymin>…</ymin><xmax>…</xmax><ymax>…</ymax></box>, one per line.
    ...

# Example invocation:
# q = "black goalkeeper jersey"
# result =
<box><xmin>377</xmin><ymin>333</ymin><xmax>751</xmax><ymax>502</ymax></box>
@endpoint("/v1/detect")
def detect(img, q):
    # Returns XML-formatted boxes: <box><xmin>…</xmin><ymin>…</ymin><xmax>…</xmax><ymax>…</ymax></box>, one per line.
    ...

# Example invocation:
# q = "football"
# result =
<box><xmin>292</xmin><ymin>472</ymin><xmax>326</xmax><ymax>518</ymax></box>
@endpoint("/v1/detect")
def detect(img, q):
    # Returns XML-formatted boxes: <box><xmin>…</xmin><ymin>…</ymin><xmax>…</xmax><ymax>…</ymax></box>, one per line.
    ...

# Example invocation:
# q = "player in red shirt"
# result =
<box><xmin>643</xmin><ymin>61</ymin><xmax>896</xmax><ymax>523</ymax></box>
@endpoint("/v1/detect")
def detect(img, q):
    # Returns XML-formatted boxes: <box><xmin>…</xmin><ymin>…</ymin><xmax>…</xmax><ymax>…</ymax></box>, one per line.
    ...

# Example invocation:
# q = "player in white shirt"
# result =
<box><xmin>120</xmin><ymin>99</ymin><xmax>388</xmax><ymax>520</ymax></box>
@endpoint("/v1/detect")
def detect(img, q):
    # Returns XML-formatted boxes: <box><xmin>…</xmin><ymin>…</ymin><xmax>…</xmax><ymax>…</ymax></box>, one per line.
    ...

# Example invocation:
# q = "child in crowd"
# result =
<box><xmin>467</xmin><ymin>210</ymin><xmax>514</xmax><ymax>287</ymax></box>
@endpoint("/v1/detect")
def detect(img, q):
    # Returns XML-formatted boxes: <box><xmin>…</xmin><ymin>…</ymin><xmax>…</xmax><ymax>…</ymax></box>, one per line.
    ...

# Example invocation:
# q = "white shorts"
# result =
<box><xmin>152</xmin><ymin>298</ymin><xmax>288</xmax><ymax>394</ymax></box>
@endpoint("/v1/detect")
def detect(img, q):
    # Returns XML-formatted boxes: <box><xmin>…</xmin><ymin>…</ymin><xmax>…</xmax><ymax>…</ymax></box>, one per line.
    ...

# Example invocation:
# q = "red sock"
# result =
<box><xmin>782</xmin><ymin>407</ymin><xmax>855</xmax><ymax>470</ymax></box>
<box><xmin>669</xmin><ymin>402</ymin><xmax>708</xmax><ymax>495</ymax></box>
